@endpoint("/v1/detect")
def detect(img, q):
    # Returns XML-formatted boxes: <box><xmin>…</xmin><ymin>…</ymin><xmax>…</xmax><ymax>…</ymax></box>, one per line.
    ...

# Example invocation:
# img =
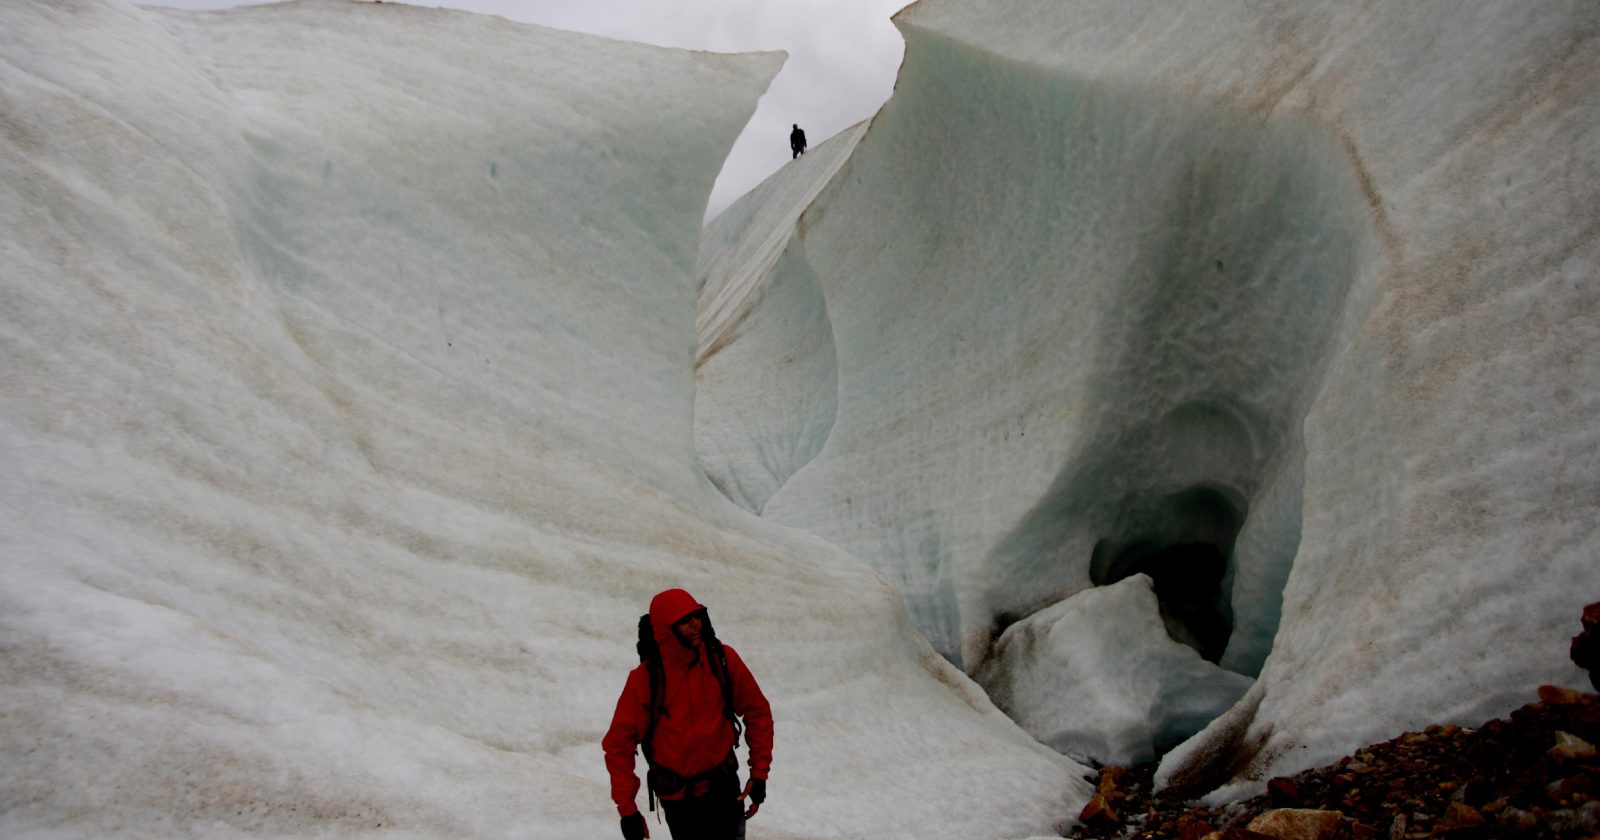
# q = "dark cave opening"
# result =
<box><xmin>1090</xmin><ymin>485</ymin><xmax>1245</xmax><ymax>664</ymax></box>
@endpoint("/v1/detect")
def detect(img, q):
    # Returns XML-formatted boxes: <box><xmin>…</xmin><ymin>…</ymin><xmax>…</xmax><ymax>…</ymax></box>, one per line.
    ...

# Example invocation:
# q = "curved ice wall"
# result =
<box><xmin>696</xmin><ymin>0</ymin><xmax>1600</xmax><ymax>793</ymax></box>
<box><xmin>0</xmin><ymin>2</ymin><xmax>1089</xmax><ymax>837</ymax></box>
<box><xmin>694</xmin><ymin>123</ymin><xmax>868</xmax><ymax>513</ymax></box>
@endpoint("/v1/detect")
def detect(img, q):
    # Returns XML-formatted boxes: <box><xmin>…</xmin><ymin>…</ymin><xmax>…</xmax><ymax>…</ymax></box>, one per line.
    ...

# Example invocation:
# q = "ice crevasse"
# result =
<box><xmin>697</xmin><ymin>0</ymin><xmax>1600</xmax><ymax>804</ymax></box>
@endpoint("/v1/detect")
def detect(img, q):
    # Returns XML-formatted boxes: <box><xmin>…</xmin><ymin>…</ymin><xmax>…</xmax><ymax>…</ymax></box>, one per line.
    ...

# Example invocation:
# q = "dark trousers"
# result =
<box><xmin>660</xmin><ymin>768</ymin><xmax>744</xmax><ymax>840</ymax></box>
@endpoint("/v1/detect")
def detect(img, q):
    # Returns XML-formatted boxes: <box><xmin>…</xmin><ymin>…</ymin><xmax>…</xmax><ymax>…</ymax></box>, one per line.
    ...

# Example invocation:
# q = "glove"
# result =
<box><xmin>620</xmin><ymin>811</ymin><xmax>647</xmax><ymax>840</ymax></box>
<box><xmin>748</xmin><ymin>778</ymin><xmax>766</xmax><ymax>805</ymax></box>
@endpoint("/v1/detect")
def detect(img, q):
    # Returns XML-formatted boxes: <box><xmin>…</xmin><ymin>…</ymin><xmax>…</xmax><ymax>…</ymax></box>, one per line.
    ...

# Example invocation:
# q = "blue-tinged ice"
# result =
<box><xmin>697</xmin><ymin>0</ymin><xmax>1600</xmax><ymax>803</ymax></box>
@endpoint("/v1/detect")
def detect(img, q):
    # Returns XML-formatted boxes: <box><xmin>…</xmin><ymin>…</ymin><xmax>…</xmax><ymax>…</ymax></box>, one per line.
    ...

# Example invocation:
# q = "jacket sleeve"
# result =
<box><xmin>601</xmin><ymin>667</ymin><xmax>648</xmax><ymax>816</ymax></box>
<box><xmin>724</xmin><ymin>645</ymin><xmax>773</xmax><ymax>781</ymax></box>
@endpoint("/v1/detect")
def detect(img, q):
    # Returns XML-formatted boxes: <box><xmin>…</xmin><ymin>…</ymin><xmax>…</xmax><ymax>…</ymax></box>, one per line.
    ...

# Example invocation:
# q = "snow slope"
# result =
<box><xmin>698</xmin><ymin>0</ymin><xmax>1600</xmax><ymax>797</ymax></box>
<box><xmin>0</xmin><ymin>1</ymin><xmax>1086</xmax><ymax>837</ymax></box>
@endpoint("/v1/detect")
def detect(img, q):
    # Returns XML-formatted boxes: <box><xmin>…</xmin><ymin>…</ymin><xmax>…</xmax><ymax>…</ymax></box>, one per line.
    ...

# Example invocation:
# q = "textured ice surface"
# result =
<box><xmin>0</xmin><ymin>1</ymin><xmax>1088</xmax><ymax>837</ymax></box>
<box><xmin>694</xmin><ymin>123</ymin><xmax>868</xmax><ymax>513</ymax></box>
<box><xmin>976</xmin><ymin>575</ymin><xmax>1253</xmax><ymax>767</ymax></box>
<box><xmin>698</xmin><ymin>0</ymin><xmax>1600</xmax><ymax>800</ymax></box>
<box><xmin>753</xmin><ymin>7</ymin><xmax>1383</xmax><ymax>675</ymax></box>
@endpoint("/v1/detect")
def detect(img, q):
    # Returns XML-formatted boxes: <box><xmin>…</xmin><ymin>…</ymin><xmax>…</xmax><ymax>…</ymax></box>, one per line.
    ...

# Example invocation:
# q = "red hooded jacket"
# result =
<box><xmin>602</xmin><ymin>589</ymin><xmax>773</xmax><ymax>817</ymax></box>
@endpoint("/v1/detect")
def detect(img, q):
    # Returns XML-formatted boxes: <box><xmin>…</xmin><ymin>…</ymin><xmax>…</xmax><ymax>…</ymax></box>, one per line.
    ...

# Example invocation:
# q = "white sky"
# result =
<box><xmin>142</xmin><ymin>0</ymin><xmax>913</xmax><ymax>219</ymax></box>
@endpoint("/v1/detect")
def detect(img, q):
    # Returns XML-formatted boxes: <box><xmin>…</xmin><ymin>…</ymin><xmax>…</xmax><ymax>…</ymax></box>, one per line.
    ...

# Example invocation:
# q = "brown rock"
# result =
<box><xmin>1551</xmin><ymin>731</ymin><xmax>1600</xmax><ymax>761</ymax></box>
<box><xmin>1547</xmin><ymin>773</ymin><xmax>1592</xmax><ymax>804</ymax></box>
<box><xmin>1576</xmin><ymin>602</ymin><xmax>1600</xmax><ymax>692</ymax></box>
<box><xmin>1096</xmin><ymin>765</ymin><xmax>1131</xmax><ymax>801</ymax></box>
<box><xmin>1269</xmin><ymin>777</ymin><xmax>1303</xmax><ymax>807</ymax></box>
<box><xmin>1500</xmin><ymin>806</ymin><xmax>1538</xmax><ymax>832</ymax></box>
<box><xmin>1178</xmin><ymin>816</ymin><xmax>1217</xmax><ymax>840</ymax></box>
<box><xmin>1545</xmin><ymin>800</ymin><xmax>1600</xmax><ymax>832</ymax></box>
<box><xmin>1540</xmin><ymin>684</ymin><xmax>1587</xmax><ymax>705</ymax></box>
<box><xmin>1247</xmin><ymin>808</ymin><xmax>1348</xmax><ymax>840</ymax></box>
<box><xmin>1216</xmin><ymin>830</ymin><xmax>1278</xmax><ymax>840</ymax></box>
<box><xmin>1431</xmin><ymin>802</ymin><xmax>1483</xmax><ymax>835</ymax></box>
<box><xmin>1078</xmin><ymin>792</ymin><xmax>1119</xmax><ymax>826</ymax></box>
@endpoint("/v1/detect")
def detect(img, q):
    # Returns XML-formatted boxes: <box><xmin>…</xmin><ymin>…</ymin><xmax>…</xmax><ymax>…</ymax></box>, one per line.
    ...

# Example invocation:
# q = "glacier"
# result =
<box><xmin>697</xmin><ymin>0</ymin><xmax>1600</xmax><ymax>807</ymax></box>
<box><xmin>0</xmin><ymin>2</ymin><xmax>1084</xmax><ymax>838</ymax></box>
<box><xmin>4</xmin><ymin>0</ymin><xmax>1599</xmax><ymax>837</ymax></box>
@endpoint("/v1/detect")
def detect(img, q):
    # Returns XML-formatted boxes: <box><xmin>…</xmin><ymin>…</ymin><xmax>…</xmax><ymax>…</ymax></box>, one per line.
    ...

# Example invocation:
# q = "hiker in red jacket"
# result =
<box><xmin>603</xmin><ymin>588</ymin><xmax>774</xmax><ymax>840</ymax></box>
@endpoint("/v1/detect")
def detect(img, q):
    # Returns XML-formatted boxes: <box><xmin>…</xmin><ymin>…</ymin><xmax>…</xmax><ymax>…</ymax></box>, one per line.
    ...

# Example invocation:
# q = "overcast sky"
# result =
<box><xmin>142</xmin><ymin>0</ymin><xmax>913</xmax><ymax>218</ymax></box>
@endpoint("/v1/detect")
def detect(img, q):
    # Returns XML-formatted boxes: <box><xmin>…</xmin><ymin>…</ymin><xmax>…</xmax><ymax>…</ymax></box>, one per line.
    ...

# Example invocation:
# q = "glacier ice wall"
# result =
<box><xmin>697</xmin><ymin>0</ymin><xmax>1600</xmax><ymax>795</ymax></box>
<box><xmin>750</xmin><ymin>16</ymin><xmax>1383</xmax><ymax>673</ymax></box>
<box><xmin>694</xmin><ymin>123</ymin><xmax>868</xmax><ymax>513</ymax></box>
<box><xmin>0</xmin><ymin>2</ymin><xmax>1089</xmax><ymax>837</ymax></box>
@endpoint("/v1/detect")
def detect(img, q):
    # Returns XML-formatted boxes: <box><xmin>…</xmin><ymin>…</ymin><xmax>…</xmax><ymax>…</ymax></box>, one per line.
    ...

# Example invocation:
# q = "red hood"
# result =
<box><xmin>649</xmin><ymin>588</ymin><xmax>706</xmax><ymax>665</ymax></box>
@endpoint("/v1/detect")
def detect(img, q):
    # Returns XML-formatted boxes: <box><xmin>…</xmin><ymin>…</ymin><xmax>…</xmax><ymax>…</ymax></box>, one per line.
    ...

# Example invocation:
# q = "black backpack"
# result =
<box><xmin>636</xmin><ymin>611</ymin><xmax>743</xmax><ymax>811</ymax></box>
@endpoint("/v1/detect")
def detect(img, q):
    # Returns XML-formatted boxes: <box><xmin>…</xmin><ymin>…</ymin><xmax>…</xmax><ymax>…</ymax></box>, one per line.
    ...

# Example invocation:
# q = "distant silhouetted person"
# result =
<box><xmin>790</xmin><ymin>124</ymin><xmax>807</xmax><ymax>159</ymax></box>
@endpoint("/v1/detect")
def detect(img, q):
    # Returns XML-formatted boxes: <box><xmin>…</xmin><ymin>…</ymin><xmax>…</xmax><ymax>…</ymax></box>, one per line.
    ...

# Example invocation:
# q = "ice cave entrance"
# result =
<box><xmin>1089</xmin><ymin>485</ymin><xmax>1245</xmax><ymax>664</ymax></box>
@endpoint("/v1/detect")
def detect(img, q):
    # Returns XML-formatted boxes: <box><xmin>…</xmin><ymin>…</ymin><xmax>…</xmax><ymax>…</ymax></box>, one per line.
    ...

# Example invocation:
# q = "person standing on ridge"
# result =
<box><xmin>604</xmin><ymin>588</ymin><xmax>774</xmax><ymax>840</ymax></box>
<box><xmin>790</xmin><ymin>123</ymin><xmax>807</xmax><ymax>158</ymax></box>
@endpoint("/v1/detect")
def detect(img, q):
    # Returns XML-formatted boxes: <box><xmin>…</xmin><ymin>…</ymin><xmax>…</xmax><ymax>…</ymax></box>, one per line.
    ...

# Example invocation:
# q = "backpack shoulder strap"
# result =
<box><xmin>636</xmin><ymin>614</ymin><xmax>665</xmax><ymax>761</ymax></box>
<box><xmin>707</xmin><ymin>640</ymin><xmax>743</xmax><ymax>747</ymax></box>
<box><xmin>636</xmin><ymin>614</ymin><xmax>666</xmax><ymax>812</ymax></box>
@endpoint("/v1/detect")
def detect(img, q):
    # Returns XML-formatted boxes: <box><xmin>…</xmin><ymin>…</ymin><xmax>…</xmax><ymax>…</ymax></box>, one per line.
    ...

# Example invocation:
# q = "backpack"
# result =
<box><xmin>636</xmin><ymin>612</ymin><xmax>743</xmax><ymax>811</ymax></box>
